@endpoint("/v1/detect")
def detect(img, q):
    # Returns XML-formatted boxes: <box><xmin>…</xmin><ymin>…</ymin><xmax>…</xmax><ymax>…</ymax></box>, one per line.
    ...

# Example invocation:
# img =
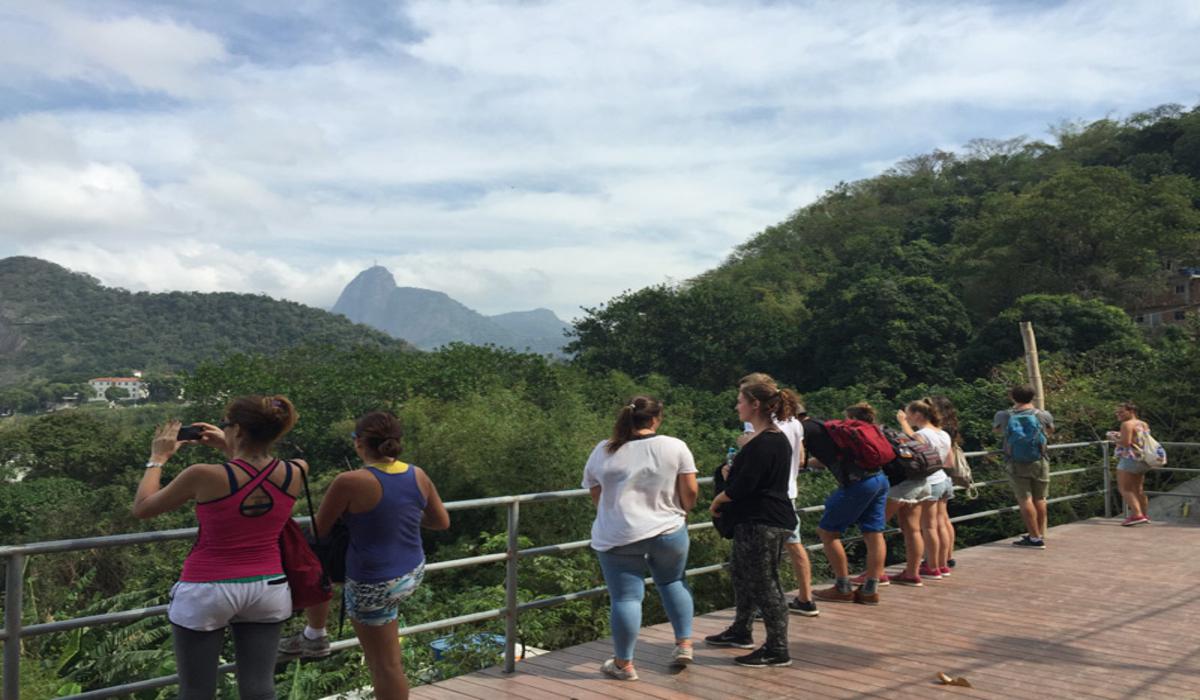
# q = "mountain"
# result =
<box><xmin>0</xmin><ymin>256</ymin><xmax>407</xmax><ymax>387</ymax></box>
<box><xmin>331</xmin><ymin>266</ymin><xmax>571</xmax><ymax>354</ymax></box>
<box><xmin>489</xmin><ymin>309</ymin><xmax>572</xmax><ymax>354</ymax></box>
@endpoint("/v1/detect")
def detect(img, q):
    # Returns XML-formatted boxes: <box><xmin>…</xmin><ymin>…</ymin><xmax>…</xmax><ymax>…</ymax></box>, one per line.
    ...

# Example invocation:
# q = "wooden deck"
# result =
<box><xmin>411</xmin><ymin>519</ymin><xmax>1200</xmax><ymax>699</ymax></box>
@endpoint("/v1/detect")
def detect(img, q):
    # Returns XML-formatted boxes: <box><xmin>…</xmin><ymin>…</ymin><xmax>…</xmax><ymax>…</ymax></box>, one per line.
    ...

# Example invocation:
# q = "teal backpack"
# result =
<box><xmin>1005</xmin><ymin>411</ymin><xmax>1046</xmax><ymax>462</ymax></box>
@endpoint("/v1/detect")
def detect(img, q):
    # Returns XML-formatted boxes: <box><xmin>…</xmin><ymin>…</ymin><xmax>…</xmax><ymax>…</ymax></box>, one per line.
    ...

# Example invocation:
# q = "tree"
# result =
<box><xmin>954</xmin><ymin>166</ymin><xmax>1200</xmax><ymax>319</ymax></box>
<box><xmin>799</xmin><ymin>274</ymin><xmax>972</xmax><ymax>391</ymax></box>
<box><xmin>144</xmin><ymin>374</ymin><xmax>184</xmax><ymax>403</ymax></box>
<box><xmin>0</xmin><ymin>410</ymin><xmax>158</xmax><ymax>488</ymax></box>
<box><xmin>957</xmin><ymin>294</ymin><xmax>1148</xmax><ymax>376</ymax></box>
<box><xmin>0</xmin><ymin>387</ymin><xmax>39</xmax><ymax>414</ymax></box>
<box><xmin>567</xmin><ymin>280</ymin><xmax>801</xmax><ymax>391</ymax></box>
<box><xmin>104</xmin><ymin>386</ymin><xmax>129</xmax><ymax>403</ymax></box>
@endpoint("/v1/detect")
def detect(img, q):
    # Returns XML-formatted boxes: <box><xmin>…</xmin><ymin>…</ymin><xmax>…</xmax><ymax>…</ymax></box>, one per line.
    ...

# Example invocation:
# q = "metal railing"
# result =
<box><xmin>2</xmin><ymin>440</ymin><xmax>1198</xmax><ymax>699</ymax></box>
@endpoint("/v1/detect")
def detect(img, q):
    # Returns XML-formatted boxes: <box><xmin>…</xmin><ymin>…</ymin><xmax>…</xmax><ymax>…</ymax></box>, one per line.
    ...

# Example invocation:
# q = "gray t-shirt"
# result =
<box><xmin>993</xmin><ymin>407</ymin><xmax>1054</xmax><ymax>453</ymax></box>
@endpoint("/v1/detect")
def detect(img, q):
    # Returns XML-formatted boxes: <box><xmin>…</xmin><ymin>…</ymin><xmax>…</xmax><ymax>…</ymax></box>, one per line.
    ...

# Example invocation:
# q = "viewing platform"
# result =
<box><xmin>413</xmin><ymin>518</ymin><xmax>1200</xmax><ymax>699</ymax></box>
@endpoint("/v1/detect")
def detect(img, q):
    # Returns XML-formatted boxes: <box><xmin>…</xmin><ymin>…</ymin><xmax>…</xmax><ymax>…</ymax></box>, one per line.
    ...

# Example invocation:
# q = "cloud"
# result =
<box><xmin>1</xmin><ymin>0</ymin><xmax>1199</xmax><ymax>320</ymax></box>
<box><xmin>0</xmin><ymin>5</ymin><xmax>228</xmax><ymax>98</ymax></box>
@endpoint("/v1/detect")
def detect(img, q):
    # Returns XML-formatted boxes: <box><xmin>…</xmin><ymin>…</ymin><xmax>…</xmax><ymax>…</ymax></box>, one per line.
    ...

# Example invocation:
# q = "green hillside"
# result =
<box><xmin>0</xmin><ymin>256</ymin><xmax>408</xmax><ymax>388</ymax></box>
<box><xmin>5</xmin><ymin>106</ymin><xmax>1200</xmax><ymax>699</ymax></box>
<box><xmin>568</xmin><ymin>104</ymin><xmax>1200</xmax><ymax>391</ymax></box>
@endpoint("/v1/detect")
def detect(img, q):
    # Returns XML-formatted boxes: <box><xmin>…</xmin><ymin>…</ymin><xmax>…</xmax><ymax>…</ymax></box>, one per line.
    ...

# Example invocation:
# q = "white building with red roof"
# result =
<box><xmin>88</xmin><ymin>375</ymin><xmax>148</xmax><ymax>401</ymax></box>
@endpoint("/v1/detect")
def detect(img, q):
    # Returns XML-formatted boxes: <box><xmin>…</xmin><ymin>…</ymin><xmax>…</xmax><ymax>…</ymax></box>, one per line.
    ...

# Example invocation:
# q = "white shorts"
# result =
<box><xmin>168</xmin><ymin>578</ymin><xmax>292</xmax><ymax>632</ymax></box>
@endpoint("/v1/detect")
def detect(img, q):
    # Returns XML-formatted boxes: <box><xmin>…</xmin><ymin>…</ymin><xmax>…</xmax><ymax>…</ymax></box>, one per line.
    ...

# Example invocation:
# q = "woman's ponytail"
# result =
<box><xmin>607</xmin><ymin>396</ymin><xmax>662</xmax><ymax>454</ymax></box>
<box><xmin>740</xmin><ymin>382</ymin><xmax>800</xmax><ymax>422</ymax></box>
<box><xmin>906</xmin><ymin>398</ymin><xmax>941</xmax><ymax>427</ymax></box>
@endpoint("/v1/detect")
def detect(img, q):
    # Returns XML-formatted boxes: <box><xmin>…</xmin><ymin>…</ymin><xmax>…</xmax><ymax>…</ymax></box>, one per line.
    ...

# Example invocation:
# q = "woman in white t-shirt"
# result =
<box><xmin>896</xmin><ymin>399</ymin><xmax>952</xmax><ymax>581</ymax></box>
<box><xmin>582</xmin><ymin>396</ymin><xmax>699</xmax><ymax>681</ymax></box>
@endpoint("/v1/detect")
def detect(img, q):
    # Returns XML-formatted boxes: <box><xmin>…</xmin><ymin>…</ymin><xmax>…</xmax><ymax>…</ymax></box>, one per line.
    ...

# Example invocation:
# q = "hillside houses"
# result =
<box><xmin>1133</xmin><ymin>263</ymin><xmax>1200</xmax><ymax>328</ymax></box>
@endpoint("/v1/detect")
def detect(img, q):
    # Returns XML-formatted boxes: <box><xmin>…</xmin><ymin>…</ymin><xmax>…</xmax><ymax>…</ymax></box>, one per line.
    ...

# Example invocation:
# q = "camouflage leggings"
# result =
<box><xmin>729</xmin><ymin>522</ymin><xmax>790</xmax><ymax>655</ymax></box>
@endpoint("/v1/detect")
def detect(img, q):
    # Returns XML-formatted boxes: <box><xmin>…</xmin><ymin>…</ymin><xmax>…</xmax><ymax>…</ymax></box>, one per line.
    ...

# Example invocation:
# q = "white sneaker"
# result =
<box><xmin>673</xmin><ymin>644</ymin><xmax>694</xmax><ymax>666</ymax></box>
<box><xmin>278</xmin><ymin>631</ymin><xmax>331</xmax><ymax>659</ymax></box>
<box><xmin>601</xmin><ymin>658</ymin><xmax>638</xmax><ymax>680</ymax></box>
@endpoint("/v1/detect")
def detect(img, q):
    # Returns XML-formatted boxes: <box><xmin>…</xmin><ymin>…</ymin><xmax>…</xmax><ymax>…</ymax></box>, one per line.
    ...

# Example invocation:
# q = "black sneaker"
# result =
<box><xmin>947</xmin><ymin>558</ymin><xmax>956</xmax><ymax>569</ymax></box>
<box><xmin>787</xmin><ymin>598</ymin><xmax>820</xmax><ymax>617</ymax></box>
<box><xmin>734</xmin><ymin>646</ymin><xmax>792</xmax><ymax>667</ymax></box>
<box><xmin>1011</xmin><ymin>535</ymin><xmax>1046</xmax><ymax>550</ymax></box>
<box><xmin>704</xmin><ymin>628</ymin><xmax>755</xmax><ymax>649</ymax></box>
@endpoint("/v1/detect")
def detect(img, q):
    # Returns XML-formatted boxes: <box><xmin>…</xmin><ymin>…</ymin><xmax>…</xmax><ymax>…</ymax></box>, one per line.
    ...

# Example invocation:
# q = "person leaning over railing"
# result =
<box><xmin>132</xmin><ymin>395</ymin><xmax>307</xmax><ymax>700</ymax></box>
<box><xmin>810</xmin><ymin>402</ymin><xmax>890</xmax><ymax>605</ymax></box>
<box><xmin>583</xmin><ymin>396</ymin><xmax>699</xmax><ymax>681</ymax></box>
<box><xmin>705</xmin><ymin>382</ymin><xmax>801</xmax><ymax>668</ymax></box>
<box><xmin>281</xmin><ymin>411</ymin><xmax>449</xmax><ymax>700</ymax></box>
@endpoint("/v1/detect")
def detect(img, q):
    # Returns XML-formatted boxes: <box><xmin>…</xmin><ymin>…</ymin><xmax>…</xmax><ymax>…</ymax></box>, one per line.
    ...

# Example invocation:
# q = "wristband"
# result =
<box><xmin>145</xmin><ymin>461</ymin><xmax>164</xmax><ymax>469</ymax></box>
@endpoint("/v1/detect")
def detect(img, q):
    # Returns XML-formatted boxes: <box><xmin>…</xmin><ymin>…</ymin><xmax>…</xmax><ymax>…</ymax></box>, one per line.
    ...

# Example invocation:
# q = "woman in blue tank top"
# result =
<box><xmin>279</xmin><ymin>412</ymin><xmax>450</xmax><ymax>700</ymax></box>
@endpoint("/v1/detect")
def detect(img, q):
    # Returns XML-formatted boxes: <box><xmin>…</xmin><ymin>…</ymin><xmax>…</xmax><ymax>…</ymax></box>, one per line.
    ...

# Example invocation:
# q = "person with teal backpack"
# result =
<box><xmin>993</xmin><ymin>385</ymin><xmax>1055</xmax><ymax>549</ymax></box>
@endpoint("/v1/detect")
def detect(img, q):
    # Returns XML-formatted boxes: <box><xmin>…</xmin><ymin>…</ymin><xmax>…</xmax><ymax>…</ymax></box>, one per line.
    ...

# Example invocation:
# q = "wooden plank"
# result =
<box><xmin>414</xmin><ymin>519</ymin><xmax>1200</xmax><ymax>699</ymax></box>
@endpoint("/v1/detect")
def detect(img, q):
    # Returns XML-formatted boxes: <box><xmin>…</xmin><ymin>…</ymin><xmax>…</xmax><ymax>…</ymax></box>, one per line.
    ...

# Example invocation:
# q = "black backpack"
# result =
<box><xmin>711</xmin><ymin>460</ymin><xmax>736</xmax><ymax>539</ymax></box>
<box><xmin>880</xmin><ymin>427</ymin><xmax>944</xmax><ymax>484</ymax></box>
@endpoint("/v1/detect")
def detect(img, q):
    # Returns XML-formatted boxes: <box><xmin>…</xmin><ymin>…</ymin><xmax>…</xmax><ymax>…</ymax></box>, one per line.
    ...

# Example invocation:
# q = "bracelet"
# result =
<box><xmin>145</xmin><ymin>461</ymin><xmax>164</xmax><ymax>469</ymax></box>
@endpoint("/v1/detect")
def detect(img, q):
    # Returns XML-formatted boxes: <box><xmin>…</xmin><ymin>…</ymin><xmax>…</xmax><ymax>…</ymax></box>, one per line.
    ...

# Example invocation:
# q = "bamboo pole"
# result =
<box><xmin>1019</xmin><ymin>321</ymin><xmax>1045</xmax><ymax>410</ymax></box>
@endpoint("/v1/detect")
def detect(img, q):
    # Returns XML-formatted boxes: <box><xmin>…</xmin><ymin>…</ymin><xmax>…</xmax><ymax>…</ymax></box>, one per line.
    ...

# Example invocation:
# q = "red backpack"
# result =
<box><xmin>279</xmin><ymin>461</ymin><xmax>333</xmax><ymax>611</ymax></box>
<box><xmin>823</xmin><ymin>419</ymin><xmax>896</xmax><ymax>469</ymax></box>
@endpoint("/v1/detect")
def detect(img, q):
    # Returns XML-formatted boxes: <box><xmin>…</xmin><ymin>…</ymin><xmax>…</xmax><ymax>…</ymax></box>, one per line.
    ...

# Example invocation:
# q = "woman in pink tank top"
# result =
<box><xmin>132</xmin><ymin>395</ymin><xmax>308</xmax><ymax>700</ymax></box>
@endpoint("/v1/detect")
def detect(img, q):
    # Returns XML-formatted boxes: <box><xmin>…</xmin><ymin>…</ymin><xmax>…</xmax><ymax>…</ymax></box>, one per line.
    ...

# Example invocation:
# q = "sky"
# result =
<box><xmin>1</xmin><ymin>1</ymin><xmax>1198</xmax><ymax>321</ymax></box>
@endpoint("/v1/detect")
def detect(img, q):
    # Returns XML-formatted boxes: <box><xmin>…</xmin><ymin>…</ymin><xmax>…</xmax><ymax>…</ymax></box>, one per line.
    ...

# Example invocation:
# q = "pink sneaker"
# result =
<box><xmin>1121</xmin><ymin>514</ymin><xmax>1150</xmax><ymax>527</ymax></box>
<box><xmin>891</xmin><ymin>572</ymin><xmax>923</xmax><ymax>587</ymax></box>
<box><xmin>918</xmin><ymin>564</ymin><xmax>943</xmax><ymax>580</ymax></box>
<box><xmin>939</xmin><ymin>567</ymin><xmax>952</xmax><ymax>576</ymax></box>
<box><xmin>851</xmin><ymin>573</ymin><xmax>889</xmax><ymax>586</ymax></box>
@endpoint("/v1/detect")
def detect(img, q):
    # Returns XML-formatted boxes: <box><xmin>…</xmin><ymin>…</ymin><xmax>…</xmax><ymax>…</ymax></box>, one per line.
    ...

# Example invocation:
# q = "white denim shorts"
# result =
<box><xmin>930</xmin><ymin>479</ymin><xmax>954</xmax><ymax>501</ymax></box>
<box><xmin>887</xmin><ymin>478</ymin><xmax>933</xmax><ymax>504</ymax></box>
<box><xmin>168</xmin><ymin>578</ymin><xmax>292</xmax><ymax>632</ymax></box>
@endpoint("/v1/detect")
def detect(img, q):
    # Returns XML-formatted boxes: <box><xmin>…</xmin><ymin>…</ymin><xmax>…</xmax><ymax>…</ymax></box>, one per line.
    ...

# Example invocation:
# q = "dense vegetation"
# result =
<box><xmin>3</xmin><ymin>105</ymin><xmax>1200</xmax><ymax>698</ymax></box>
<box><xmin>0</xmin><ymin>256</ymin><xmax>407</xmax><ymax>393</ymax></box>
<box><xmin>568</xmin><ymin>105</ymin><xmax>1200</xmax><ymax>391</ymax></box>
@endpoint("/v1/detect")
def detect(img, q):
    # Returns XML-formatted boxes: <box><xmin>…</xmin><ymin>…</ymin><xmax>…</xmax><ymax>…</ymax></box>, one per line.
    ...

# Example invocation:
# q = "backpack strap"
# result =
<box><xmin>292</xmin><ymin>460</ymin><xmax>321</xmax><ymax>541</ymax></box>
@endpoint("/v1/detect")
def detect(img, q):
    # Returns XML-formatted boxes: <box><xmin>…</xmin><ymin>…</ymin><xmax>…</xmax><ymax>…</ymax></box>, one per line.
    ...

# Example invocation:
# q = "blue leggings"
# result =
<box><xmin>595</xmin><ymin>524</ymin><xmax>694</xmax><ymax>660</ymax></box>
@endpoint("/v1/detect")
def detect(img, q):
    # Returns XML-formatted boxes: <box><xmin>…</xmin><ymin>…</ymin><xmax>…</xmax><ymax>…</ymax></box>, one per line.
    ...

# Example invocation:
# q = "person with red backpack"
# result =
<box><xmin>993</xmin><ymin>385</ymin><xmax>1054</xmax><ymax>549</ymax></box>
<box><xmin>132</xmin><ymin>396</ymin><xmax>307</xmax><ymax>700</ymax></box>
<box><xmin>810</xmin><ymin>402</ymin><xmax>891</xmax><ymax>605</ymax></box>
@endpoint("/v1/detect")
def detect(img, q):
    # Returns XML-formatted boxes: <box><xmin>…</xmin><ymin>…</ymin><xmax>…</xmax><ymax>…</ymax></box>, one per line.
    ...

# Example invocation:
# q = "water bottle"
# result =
<box><xmin>725</xmin><ymin>446</ymin><xmax>738</xmax><ymax>469</ymax></box>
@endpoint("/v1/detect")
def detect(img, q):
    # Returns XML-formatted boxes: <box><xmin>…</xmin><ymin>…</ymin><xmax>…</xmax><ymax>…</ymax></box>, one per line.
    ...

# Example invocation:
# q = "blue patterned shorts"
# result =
<box><xmin>344</xmin><ymin>563</ymin><xmax>425</xmax><ymax>626</ymax></box>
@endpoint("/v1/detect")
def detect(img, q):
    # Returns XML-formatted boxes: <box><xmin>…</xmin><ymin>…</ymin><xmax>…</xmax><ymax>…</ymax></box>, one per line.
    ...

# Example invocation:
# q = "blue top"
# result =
<box><xmin>344</xmin><ymin>466</ymin><xmax>427</xmax><ymax>583</ymax></box>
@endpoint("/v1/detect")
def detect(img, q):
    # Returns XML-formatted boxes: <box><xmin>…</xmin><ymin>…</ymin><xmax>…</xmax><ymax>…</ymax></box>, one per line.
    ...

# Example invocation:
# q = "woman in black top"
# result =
<box><xmin>706</xmin><ymin>381</ymin><xmax>800</xmax><ymax>668</ymax></box>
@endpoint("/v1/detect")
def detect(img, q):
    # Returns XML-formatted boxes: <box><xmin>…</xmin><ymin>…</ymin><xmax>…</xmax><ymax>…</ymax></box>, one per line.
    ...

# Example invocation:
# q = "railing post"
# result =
<box><xmin>1102</xmin><ymin>441</ymin><xmax>1113</xmax><ymax>519</ymax></box>
<box><xmin>503</xmin><ymin>501</ymin><xmax>520</xmax><ymax>674</ymax></box>
<box><xmin>3</xmin><ymin>554</ymin><xmax>25</xmax><ymax>700</ymax></box>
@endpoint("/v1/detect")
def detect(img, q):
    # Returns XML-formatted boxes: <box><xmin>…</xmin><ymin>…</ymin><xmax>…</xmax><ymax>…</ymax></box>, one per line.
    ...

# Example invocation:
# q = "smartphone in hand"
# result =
<box><xmin>176</xmin><ymin>425</ymin><xmax>205</xmax><ymax>441</ymax></box>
